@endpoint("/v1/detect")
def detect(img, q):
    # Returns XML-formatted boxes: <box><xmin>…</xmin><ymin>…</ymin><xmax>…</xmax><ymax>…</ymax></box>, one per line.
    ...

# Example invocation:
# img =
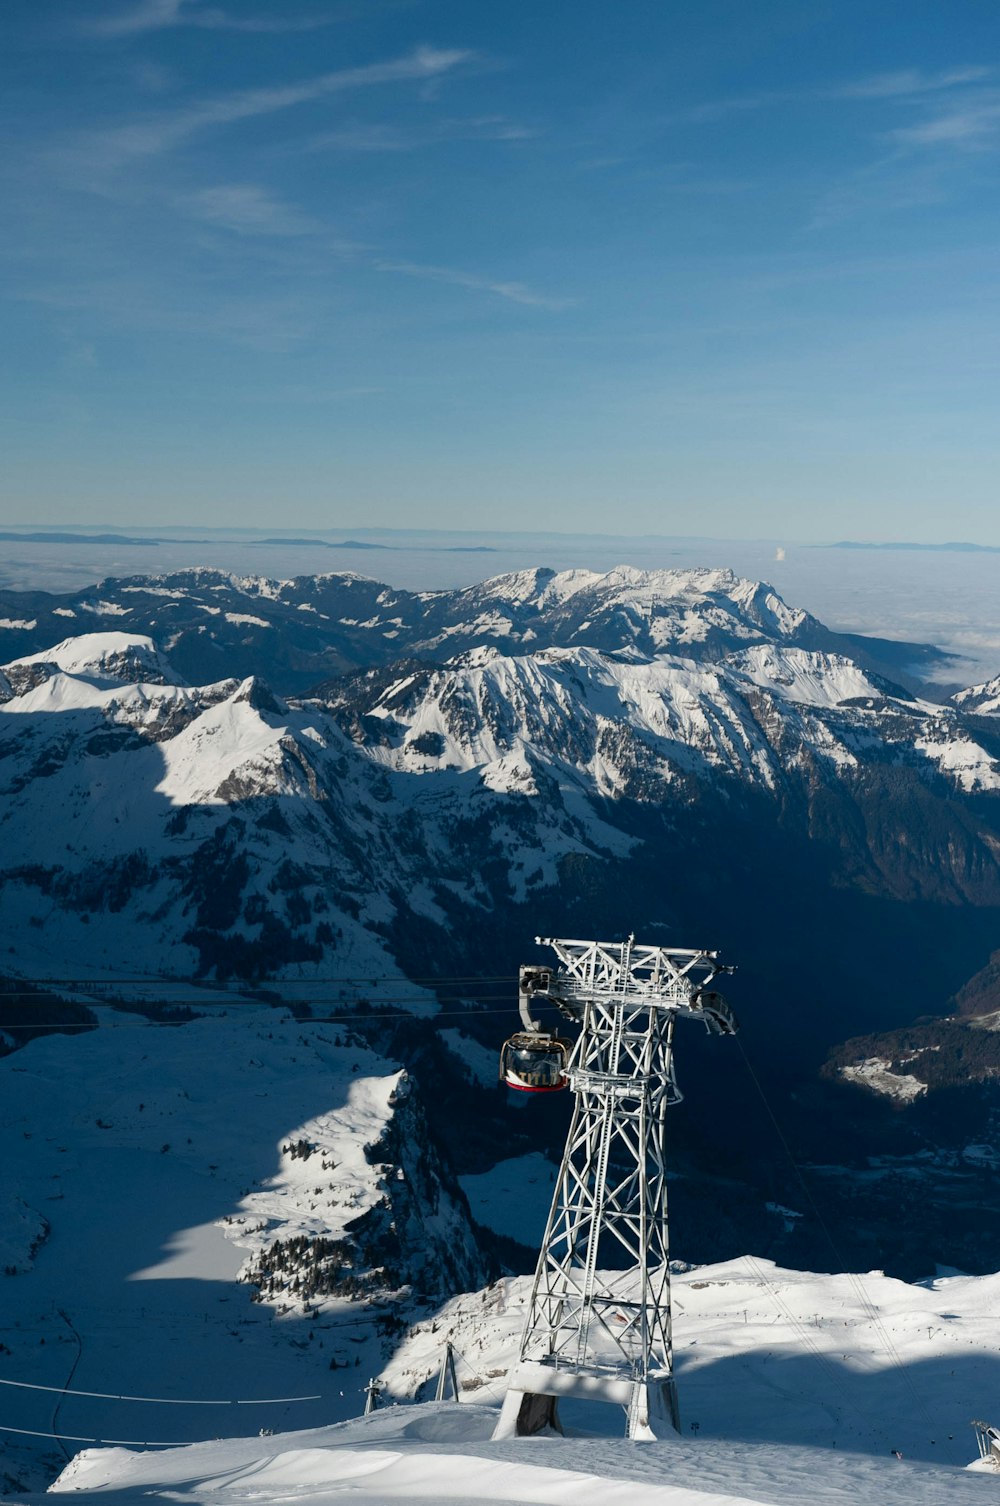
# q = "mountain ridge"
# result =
<box><xmin>0</xmin><ymin>565</ymin><xmax>956</xmax><ymax>697</ymax></box>
<box><xmin>3</xmin><ymin>568</ymin><xmax>1000</xmax><ymax>1285</ymax></box>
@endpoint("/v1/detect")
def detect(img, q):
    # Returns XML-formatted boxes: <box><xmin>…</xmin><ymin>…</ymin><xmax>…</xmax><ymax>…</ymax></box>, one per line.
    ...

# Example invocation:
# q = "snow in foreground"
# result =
<box><xmin>38</xmin><ymin>1248</ymin><xmax>1000</xmax><ymax>1504</ymax></box>
<box><xmin>383</xmin><ymin>1259</ymin><xmax>1000</xmax><ymax>1469</ymax></box>
<box><xmin>3</xmin><ymin>1000</ymin><xmax>1000</xmax><ymax>1502</ymax></box>
<box><xmin>48</xmin><ymin>1400</ymin><xmax>994</xmax><ymax>1506</ymax></box>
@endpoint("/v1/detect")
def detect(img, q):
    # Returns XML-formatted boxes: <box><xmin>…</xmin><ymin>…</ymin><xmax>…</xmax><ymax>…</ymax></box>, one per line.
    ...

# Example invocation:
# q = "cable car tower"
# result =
<box><xmin>493</xmin><ymin>935</ymin><xmax>737</xmax><ymax>1442</ymax></box>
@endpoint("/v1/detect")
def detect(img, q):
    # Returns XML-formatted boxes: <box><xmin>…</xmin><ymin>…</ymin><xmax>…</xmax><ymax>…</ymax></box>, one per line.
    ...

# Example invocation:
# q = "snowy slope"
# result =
<box><xmin>953</xmin><ymin>673</ymin><xmax>1000</xmax><ymax>716</ymax></box>
<box><xmin>380</xmin><ymin>1258</ymin><xmax>1000</xmax><ymax>1469</ymax></box>
<box><xmin>0</xmin><ymin>1008</ymin><xmax>483</xmax><ymax>1491</ymax></box>
<box><xmin>45</xmin><ymin>1405</ymin><xmax>994</xmax><ymax>1506</ymax></box>
<box><xmin>323</xmin><ymin>642</ymin><xmax>1000</xmax><ymax>797</ymax></box>
<box><xmin>409</xmin><ymin>565</ymin><xmax>816</xmax><ymax>660</ymax></box>
<box><xmin>0</xmin><ymin>656</ymin><xmax>434</xmax><ymax>986</ymax></box>
<box><xmin>40</xmin><ymin>1249</ymin><xmax>1000</xmax><ymax>1505</ymax></box>
<box><xmin>1</xmin><ymin>632</ymin><xmax>183</xmax><ymax>693</ymax></box>
<box><xmin>459</xmin><ymin>1153</ymin><xmax>558</xmax><ymax>1245</ymax></box>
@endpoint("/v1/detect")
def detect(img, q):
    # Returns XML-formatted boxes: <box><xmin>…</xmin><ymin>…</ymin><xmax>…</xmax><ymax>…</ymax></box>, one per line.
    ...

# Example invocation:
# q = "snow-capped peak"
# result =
<box><xmin>3</xmin><ymin>631</ymin><xmax>185</xmax><ymax>689</ymax></box>
<box><xmin>953</xmin><ymin>673</ymin><xmax>1000</xmax><ymax>717</ymax></box>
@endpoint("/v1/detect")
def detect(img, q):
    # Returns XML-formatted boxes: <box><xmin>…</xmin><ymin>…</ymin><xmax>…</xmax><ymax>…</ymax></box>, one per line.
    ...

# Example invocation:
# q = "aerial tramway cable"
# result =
<box><xmin>0</xmin><ymin>991</ymin><xmax>512</xmax><ymax>1004</ymax></box>
<box><xmin>0</xmin><ymin>1003</ymin><xmax>521</xmax><ymax>1029</ymax></box>
<box><xmin>0</xmin><ymin>1377</ymin><xmax>321</xmax><ymax>1404</ymax></box>
<box><xmin>2</xmin><ymin>973</ymin><xmax>515</xmax><ymax>988</ymax></box>
<box><xmin>0</xmin><ymin>1423</ymin><xmax>191</xmax><ymax>1448</ymax></box>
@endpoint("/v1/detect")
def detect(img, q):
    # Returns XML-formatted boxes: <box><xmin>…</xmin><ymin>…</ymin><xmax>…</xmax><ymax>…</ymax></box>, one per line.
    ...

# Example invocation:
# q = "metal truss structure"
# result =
<box><xmin>493</xmin><ymin>936</ymin><xmax>737</xmax><ymax>1442</ymax></box>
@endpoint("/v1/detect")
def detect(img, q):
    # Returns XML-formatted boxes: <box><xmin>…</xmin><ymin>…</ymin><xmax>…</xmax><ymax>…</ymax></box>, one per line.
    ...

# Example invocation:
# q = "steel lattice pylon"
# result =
<box><xmin>493</xmin><ymin>935</ymin><xmax>736</xmax><ymax>1442</ymax></box>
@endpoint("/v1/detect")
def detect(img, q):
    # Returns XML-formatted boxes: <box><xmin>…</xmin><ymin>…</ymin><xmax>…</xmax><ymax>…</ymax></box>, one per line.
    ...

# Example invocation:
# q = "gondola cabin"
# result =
<box><xmin>500</xmin><ymin>1031</ymin><xmax>571</xmax><ymax>1093</ymax></box>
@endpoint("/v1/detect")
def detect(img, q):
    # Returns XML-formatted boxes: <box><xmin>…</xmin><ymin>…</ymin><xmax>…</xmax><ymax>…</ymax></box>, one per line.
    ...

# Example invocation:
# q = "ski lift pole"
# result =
<box><xmin>435</xmin><ymin>1342</ymin><xmax>459</xmax><ymax>1402</ymax></box>
<box><xmin>363</xmin><ymin>1378</ymin><xmax>384</xmax><ymax>1416</ymax></box>
<box><xmin>972</xmin><ymin>1420</ymin><xmax>1000</xmax><ymax>1470</ymax></box>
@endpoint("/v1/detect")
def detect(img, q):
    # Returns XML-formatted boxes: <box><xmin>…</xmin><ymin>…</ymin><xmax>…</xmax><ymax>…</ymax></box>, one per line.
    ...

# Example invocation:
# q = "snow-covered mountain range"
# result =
<box><xmin>0</xmin><ymin>564</ymin><xmax>950</xmax><ymax>695</ymax></box>
<box><xmin>3</xmin><ymin>567</ymin><xmax>1000</xmax><ymax>1321</ymax></box>
<box><xmin>5</xmin><ymin>565</ymin><xmax>1000</xmax><ymax>1496</ymax></box>
<box><xmin>2</xmin><ymin>567</ymin><xmax>1000</xmax><ymax>1002</ymax></box>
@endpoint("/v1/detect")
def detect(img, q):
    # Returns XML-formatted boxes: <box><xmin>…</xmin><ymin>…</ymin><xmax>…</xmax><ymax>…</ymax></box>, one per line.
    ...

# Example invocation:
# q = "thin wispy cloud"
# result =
<box><xmin>807</xmin><ymin>160</ymin><xmax>952</xmax><ymax>229</ymax></box>
<box><xmin>89</xmin><ymin>0</ymin><xmax>187</xmax><ymax>35</ymax></box>
<box><xmin>88</xmin><ymin>0</ymin><xmax>349</xmax><ymax>38</ymax></box>
<box><xmin>178</xmin><ymin>183</ymin><xmax>319</xmax><ymax>236</ymax></box>
<box><xmin>680</xmin><ymin>62</ymin><xmax>1000</xmax><ymax>229</ymax></box>
<box><xmin>808</xmin><ymin>75</ymin><xmax>1000</xmax><ymax>225</ymax></box>
<box><xmin>305</xmin><ymin>116</ymin><xmax>534</xmax><ymax>153</ymax></box>
<box><xmin>373</xmin><ymin>258</ymin><xmax>570</xmax><ymax>309</ymax></box>
<box><xmin>64</xmin><ymin>47</ymin><xmax>473</xmax><ymax>172</ymax></box>
<box><xmin>890</xmin><ymin>98</ymin><xmax>1000</xmax><ymax>149</ymax></box>
<box><xmin>18</xmin><ymin>248</ymin><xmax>567</xmax><ymax>349</ymax></box>
<box><xmin>246</xmin><ymin>383</ymin><xmax>387</xmax><ymax>405</ymax></box>
<box><xmin>807</xmin><ymin>99</ymin><xmax>1000</xmax><ymax>228</ymax></box>
<box><xmin>685</xmin><ymin>65</ymin><xmax>993</xmax><ymax>123</ymax></box>
<box><xmin>835</xmin><ymin>66</ymin><xmax>991</xmax><ymax>99</ymax></box>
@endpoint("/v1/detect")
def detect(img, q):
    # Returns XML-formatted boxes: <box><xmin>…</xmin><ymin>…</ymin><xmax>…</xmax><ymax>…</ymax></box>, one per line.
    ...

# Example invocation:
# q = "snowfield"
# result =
<box><xmin>838</xmin><ymin>1057</ymin><xmax>929</xmax><ymax>1102</ymax></box>
<box><xmin>43</xmin><ymin>1404</ymin><xmax>998</xmax><ymax>1506</ymax></box>
<box><xmin>380</xmin><ymin>1259</ymin><xmax>1000</xmax><ymax>1472</ymax></box>
<box><xmin>0</xmin><ymin>1008</ymin><xmax>998</xmax><ymax>1506</ymax></box>
<box><xmin>0</xmin><ymin>1008</ymin><xmax>482</xmax><ymax>1492</ymax></box>
<box><xmin>2</xmin><ymin>632</ymin><xmax>183</xmax><ymax>688</ymax></box>
<box><xmin>459</xmin><ymin>1153</ymin><xmax>558</xmax><ymax>1244</ymax></box>
<box><xmin>3</xmin><ymin>1009</ymin><xmax>1000</xmax><ymax>1502</ymax></box>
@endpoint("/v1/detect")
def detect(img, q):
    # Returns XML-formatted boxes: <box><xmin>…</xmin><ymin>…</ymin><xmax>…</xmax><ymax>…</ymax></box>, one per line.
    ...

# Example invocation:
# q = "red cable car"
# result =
<box><xmin>500</xmin><ymin>1031</ymin><xmax>572</xmax><ymax>1093</ymax></box>
<box><xmin>499</xmin><ymin>964</ymin><xmax>574</xmax><ymax>1093</ymax></box>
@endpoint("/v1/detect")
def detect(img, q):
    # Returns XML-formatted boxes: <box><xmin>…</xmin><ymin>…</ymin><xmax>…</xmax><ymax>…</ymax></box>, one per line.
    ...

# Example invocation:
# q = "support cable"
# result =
<box><xmin>0</xmin><ymin>1003</ymin><xmax>521</xmax><ymax>1029</ymax></box>
<box><xmin>0</xmin><ymin>973</ymin><xmax>515</xmax><ymax>990</ymax></box>
<box><xmin>448</xmin><ymin>1346</ymin><xmax>507</xmax><ymax>1406</ymax></box>
<box><xmin>0</xmin><ymin>1378</ymin><xmax>320</xmax><ymax>1404</ymax></box>
<box><xmin>51</xmin><ymin>1310</ymin><xmax>82</xmax><ymax>1463</ymax></box>
<box><xmin>0</xmin><ymin>1423</ymin><xmax>190</xmax><ymax>1448</ymax></box>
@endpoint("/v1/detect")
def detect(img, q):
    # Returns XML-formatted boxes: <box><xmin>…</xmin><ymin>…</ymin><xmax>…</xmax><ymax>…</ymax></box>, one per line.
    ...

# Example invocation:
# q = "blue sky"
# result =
<box><xmin>3</xmin><ymin>0</ymin><xmax>1000</xmax><ymax>540</ymax></box>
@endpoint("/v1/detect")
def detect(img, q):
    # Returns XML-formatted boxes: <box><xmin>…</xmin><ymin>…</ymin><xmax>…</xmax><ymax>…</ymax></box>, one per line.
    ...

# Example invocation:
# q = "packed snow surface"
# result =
<box><xmin>45</xmin><ymin>1401</ymin><xmax>993</xmax><ymax>1506</ymax></box>
<box><xmin>380</xmin><ymin>1258</ymin><xmax>1000</xmax><ymax>1477</ymax></box>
